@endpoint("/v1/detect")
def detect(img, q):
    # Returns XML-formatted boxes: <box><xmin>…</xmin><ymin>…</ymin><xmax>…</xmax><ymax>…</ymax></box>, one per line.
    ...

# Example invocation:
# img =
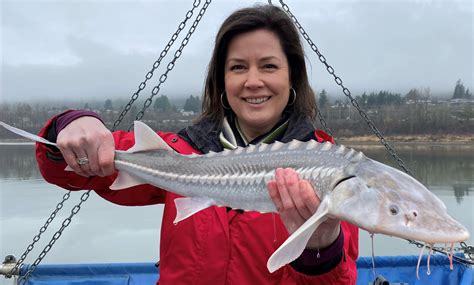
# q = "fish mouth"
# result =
<box><xmin>244</xmin><ymin>96</ymin><xmax>271</xmax><ymax>105</ymax></box>
<box><xmin>379</xmin><ymin>224</ymin><xmax>470</xmax><ymax>245</ymax></box>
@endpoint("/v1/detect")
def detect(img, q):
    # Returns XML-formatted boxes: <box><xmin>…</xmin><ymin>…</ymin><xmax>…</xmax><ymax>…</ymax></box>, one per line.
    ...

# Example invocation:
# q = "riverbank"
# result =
<box><xmin>337</xmin><ymin>134</ymin><xmax>474</xmax><ymax>151</ymax></box>
<box><xmin>2</xmin><ymin>134</ymin><xmax>473</xmax><ymax>146</ymax></box>
<box><xmin>338</xmin><ymin>134</ymin><xmax>474</xmax><ymax>146</ymax></box>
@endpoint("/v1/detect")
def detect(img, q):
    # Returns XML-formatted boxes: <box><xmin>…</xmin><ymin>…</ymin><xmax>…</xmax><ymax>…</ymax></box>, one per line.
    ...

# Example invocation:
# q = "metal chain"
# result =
<box><xmin>7</xmin><ymin>192</ymin><xmax>71</xmax><ymax>277</ymax></box>
<box><xmin>17</xmin><ymin>191</ymin><xmax>91</xmax><ymax>284</ymax></box>
<box><xmin>316</xmin><ymin>111</ymin><xmax>334</xmax><ymax>138</ymax></box>
<box><xmin>131</xmin><ymin>0</ymin><xmax>212</xmax><ymax>129</ymax></box>
<box><xmin>11</xmin><ymin>1</ymin><xmax>213</xmax><ymax>283</ymax></box>
<box><xmin>274</xmin><ymin>0</ymin><xmax>473</xmax><ymax>266</ymax></box>
<box><xmin>275</xmin><ymin>0</ymin><xmax>412</xmax><ymax>176</ymax></box>
<box><xmin>112</xmin><ymin>0</ymin><xmax>203</xmax><ymax>131</ymax></box>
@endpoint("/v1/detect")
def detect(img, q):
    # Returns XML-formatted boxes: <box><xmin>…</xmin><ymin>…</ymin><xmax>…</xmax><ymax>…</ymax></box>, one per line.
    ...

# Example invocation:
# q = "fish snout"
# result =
<box><xmin>404</xmin><ymin>210</ymin><xmax>419</xmax><ymax>226</ymax></box>
<box><xmin>405</xmin><ymin>210</ymin><xmax>418</xmax><ymax>222</ymax></box>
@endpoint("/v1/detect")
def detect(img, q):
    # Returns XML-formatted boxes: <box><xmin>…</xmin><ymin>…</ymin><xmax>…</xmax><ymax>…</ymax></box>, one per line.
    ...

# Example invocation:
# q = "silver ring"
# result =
<box><xmin>76</xmin><ymin>157</ymin><xmax>89</xmax><ymax>165</ymax></box>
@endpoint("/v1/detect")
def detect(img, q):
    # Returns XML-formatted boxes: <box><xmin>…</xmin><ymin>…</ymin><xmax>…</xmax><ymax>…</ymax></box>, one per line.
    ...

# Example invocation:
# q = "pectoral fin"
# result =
<box><xmin>267</xmin><ymin>198</ymin><xmax>330</xmax><ymax>273</ymax></box>
<box><xmin>174</xmin><ymin>197</ymin><xmax>216</xmax><ymax>224</ymax></box>
<box><xmin>110</xmin><ymin>172</ymin><xmax>145</xmax><ymax>190</ymax></box>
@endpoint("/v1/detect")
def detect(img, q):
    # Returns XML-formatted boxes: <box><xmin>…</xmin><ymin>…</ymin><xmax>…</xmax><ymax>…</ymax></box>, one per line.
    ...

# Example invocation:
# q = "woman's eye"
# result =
<box><xmin>263</xmin><ymin>64</ymin><xmax>278</xmax><ymax>70</ymax></box>
<box><xmin>230</xmin><ymin>65</ymin><xmax>245</xmax><ymax>71</ymax></box>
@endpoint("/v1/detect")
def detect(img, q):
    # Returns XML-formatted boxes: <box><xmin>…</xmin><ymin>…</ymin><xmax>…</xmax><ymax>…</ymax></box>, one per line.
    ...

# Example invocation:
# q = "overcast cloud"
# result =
<box><xmin>1</xmin><ymin>0</ymin><xmax>472</xmax><ymax>103</ymax></box>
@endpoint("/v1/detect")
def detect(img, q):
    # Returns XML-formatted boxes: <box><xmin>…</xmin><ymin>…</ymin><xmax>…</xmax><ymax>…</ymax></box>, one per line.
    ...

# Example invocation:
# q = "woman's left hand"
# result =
<box><xmin>267</xmin><ymin>168</ymin><xmax>340</xmax><ymax>249</ymax></box>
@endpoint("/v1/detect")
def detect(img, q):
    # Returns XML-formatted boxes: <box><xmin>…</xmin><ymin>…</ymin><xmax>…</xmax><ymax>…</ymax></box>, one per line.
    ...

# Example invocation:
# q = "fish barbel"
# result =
<box><xmin>0</xmin><ymin>121</ymin><xmax>470</xmax><ymax>273</ymax></box>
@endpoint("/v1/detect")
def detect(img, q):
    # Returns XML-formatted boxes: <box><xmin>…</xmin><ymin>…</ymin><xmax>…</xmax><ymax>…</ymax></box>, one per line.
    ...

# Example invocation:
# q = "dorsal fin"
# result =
<box><xmin>110</xmin><ymin>121</ymin><xmax>174</xmax><ymax>191</ymax></box>
<box><xmin>127</xmin><ymin>121</ymin><xmax>173</xmax><ymax>153</ymax></box>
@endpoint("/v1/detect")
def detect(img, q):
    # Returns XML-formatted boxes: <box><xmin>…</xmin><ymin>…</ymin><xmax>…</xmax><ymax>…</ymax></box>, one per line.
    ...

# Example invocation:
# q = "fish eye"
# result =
<box><xmin>389</xmin><ymin>205</ymin><xmax>399</xmax><ymax>215</ymax></box>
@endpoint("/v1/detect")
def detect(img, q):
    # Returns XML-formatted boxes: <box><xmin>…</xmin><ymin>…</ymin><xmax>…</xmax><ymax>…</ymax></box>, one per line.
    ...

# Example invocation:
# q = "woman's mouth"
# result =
<box><xmin>244</xmin><ymin>97</ymin><xmax>270</xmax><ymax>104</ymax></box>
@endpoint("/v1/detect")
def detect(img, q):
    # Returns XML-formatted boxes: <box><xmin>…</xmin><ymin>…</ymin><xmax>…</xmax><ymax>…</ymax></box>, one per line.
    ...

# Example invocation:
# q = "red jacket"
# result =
<box><xmin>36</xmin><ymin>115</ymin><xmax>358</xmax><ymax>285</ymax></box>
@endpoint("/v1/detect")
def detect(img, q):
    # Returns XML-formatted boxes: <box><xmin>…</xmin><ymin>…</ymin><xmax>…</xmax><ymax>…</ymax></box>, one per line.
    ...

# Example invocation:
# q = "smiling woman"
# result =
<box><xmin>31</xmin><ymin>4</ymin><xmax>359</xmax><ymax>285</ymax></box>
<box><xmin>4</xmin><ymin>1</ymin><xmax>472</xmax><ymax>285</ymax></box>
<box><xmin>224</xmin><ymin>29</ymin><xmax>291</xmax><ymax>141</ymax></box>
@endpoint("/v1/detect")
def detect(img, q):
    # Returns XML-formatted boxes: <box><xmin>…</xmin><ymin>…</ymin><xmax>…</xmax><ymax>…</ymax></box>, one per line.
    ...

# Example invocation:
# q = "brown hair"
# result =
<box><xmin>199</xmin><ymin>4</ymin><xmax>317</xmax><ymax>124</ymax></box>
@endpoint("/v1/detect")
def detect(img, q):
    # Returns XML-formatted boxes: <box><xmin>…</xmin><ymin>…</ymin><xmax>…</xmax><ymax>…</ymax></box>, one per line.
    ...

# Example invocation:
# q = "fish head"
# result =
<box><xmin>329</xmin><ymin>159</ymin><xmax>470</xmax><ymax>244</ymax></box>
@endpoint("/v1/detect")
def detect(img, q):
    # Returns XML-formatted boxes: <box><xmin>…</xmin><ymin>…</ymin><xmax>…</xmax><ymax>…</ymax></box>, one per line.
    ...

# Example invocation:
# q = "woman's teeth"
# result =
<box><xmin>245</xmin><ymin>97</ymin><xmax>270</xmax><ymax>104</ymax></box>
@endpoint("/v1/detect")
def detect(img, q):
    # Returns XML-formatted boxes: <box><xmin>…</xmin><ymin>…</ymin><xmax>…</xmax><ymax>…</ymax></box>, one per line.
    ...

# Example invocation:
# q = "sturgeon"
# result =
<box><xmin>0</xmin><ymin>121</ymin><xmax>470</xmax><ymax>273</ymax></box>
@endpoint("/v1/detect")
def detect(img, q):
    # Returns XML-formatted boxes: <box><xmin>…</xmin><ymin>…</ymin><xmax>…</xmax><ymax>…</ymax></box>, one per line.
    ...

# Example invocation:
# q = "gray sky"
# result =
<box><xmin>1</xmin><ymin>0</ymin><xmax>472</xmax><ymax>104</ymax></box>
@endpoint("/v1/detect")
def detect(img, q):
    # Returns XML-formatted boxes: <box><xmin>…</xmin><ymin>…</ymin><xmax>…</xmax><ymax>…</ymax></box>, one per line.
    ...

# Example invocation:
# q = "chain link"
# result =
<box><xmin>274</xmin><ymin>0</ymin><xmax>473</xmax><ymax>266</ymax></box>
<box><xmin>130</xmin><ymin>0</ymin><xmax>212</xmax><ymax>130</ymax></box>
<box><xmin>316</xmin><ymin>111</ymin><xmax>334</xmax><ymax>138</ymax></box>
<box><xmin>7</xmin><ymin>191</ymin><xmax>71</xmax><ymax>278</ymax></box>
<box><xmin>17</xmin><ymin>191</ymin><xmax>91</xmax><ymax>284</ymax></box>
<box><xmin>112</xmin><ymin>0</ymin><xmax>203</xmax><ymax>131</ymax></box>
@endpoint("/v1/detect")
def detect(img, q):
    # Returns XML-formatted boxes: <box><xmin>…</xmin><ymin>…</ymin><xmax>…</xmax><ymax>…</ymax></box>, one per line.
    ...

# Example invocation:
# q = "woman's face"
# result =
<box><xmin>224</xmin><ymin>29</ymin><xmax>290</xmax><ymax>140</ymax></box>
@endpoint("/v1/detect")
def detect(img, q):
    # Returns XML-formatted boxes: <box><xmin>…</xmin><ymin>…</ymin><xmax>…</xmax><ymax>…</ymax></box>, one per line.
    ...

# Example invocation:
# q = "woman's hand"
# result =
<box><xmin>56</xmin><ymin>116</ymin><xmax>115</xmax><ymax>177</ymax></box>
<box><xmin>267</xmin><ymin>168</ymin><xmax>340</xmax><ymax>249</ymax></box>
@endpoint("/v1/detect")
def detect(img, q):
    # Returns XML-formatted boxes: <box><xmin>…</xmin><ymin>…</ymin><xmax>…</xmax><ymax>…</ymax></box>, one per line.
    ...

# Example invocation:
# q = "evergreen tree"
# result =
<box><xmin>154</xmin><ymin>95</ymin><xmax>172</xmax><ymax>112</ymax></box>
<box><xmin>405</xmin><ymin>88</ymin><xmax>422</xmax><ymax>101</ymax></box>
<box><xmin>104</xmin><ymin>99</ymin><xmax>113</xmax><ymax>110</ymax></box>
<box><xmin>356</xmin><ymin>92</ymin><xmax>369</xmax><ymax>107</ymax></box>
<box><xmin>453</xmin><ymin>79</ymin><xmax>466</xmax><ymax>99</ymax></box>
<box><xmin>318</xmin><ymin>89</ymin><xmax>329</xmax><ymax>110</ymax></box>
<box><xmin>183</xmin><ymin>95</ymin><xmax>201</xmax><ymax>112</ymax></box>
<box><xmin>465</xmin><ymin>88</ymin><xmax>472</xmax><ymax>99</ymax></box>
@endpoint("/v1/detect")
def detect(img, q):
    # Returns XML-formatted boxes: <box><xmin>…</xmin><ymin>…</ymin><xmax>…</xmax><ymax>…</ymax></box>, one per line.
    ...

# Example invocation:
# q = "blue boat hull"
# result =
<box><xmin>20</xmin><ymin>255</ymin><xmax>472</xmax><ymax>285</ymax></box>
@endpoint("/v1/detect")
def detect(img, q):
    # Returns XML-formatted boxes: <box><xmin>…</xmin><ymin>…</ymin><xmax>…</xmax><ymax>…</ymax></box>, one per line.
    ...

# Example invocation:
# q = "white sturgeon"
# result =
<box><xmin>1</xmin><ymin>121</ymin><xmax>470</xmax><ymax>273</ymax></box>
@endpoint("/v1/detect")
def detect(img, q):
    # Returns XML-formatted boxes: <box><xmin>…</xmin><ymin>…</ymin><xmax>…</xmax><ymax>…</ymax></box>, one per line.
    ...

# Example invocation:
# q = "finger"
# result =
<box><xmin>73</xmin><ymin>148</ymin><xmax>95</xmax><ymax>177</ymax></box>
<box><xmin>284</xmin><ymin>169</ymin><xmax>312</xmax><ymax>219</ymax></box>
<box><xmin>97</xmin><ymin>134</ymin><xmax>116</xmax><ymax>176</ymax></box>
<box><xmin>84</xmin><ymin>144</ymin><xmax>102</xmax><ymax>177</ymax></box>
<box><xmin>275</xmin><ymin>168</ymin><xmax>293</xmax><ymax>211</ymax></box>
<box><xmin>267</xmin><ymin>180</ymin><xmax>283</xmax><ymax>211</ymax></box>
<box><xmin>299</xmin><ymin>180</ymin><xmax>320</xmax><ymax>214</ymax></box>
<box><xmin>59</xmin><ymin>147</ymin><xmax>89</xmax><ymax>177</ymax></box>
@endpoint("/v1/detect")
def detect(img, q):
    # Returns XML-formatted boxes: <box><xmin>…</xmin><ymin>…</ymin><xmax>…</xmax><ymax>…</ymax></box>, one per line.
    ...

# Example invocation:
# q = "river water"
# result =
<box><xmin>0</xmin><ymin>143</ymin><xmax>472</xmax><ymax>273</ymax></box>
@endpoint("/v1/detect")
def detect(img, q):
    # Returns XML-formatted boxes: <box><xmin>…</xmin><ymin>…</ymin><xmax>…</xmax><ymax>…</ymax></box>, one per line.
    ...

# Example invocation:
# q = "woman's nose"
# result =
<box><xmin>244</xmin><ymin>68</ymin><xmax>264</xmax><ymax>89</ymax></box>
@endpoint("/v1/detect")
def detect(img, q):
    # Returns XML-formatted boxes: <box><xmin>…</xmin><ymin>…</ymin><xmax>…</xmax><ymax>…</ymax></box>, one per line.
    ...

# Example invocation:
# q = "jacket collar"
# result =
<box><xmin>179</xmin><ymin>112</ymin><xmax>315</xmax><ymax>154</ymax></box>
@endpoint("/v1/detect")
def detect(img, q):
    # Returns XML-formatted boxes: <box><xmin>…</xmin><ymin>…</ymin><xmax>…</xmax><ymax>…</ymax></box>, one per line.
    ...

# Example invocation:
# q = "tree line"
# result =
<box><xmin>1</xmin><ymin>81</ymin><xmax>472</xmax><ymax>140</ymax></box>
<box><xmin>101</xmin><ymin>94</ymin><xmax>201</xmax><ymax>113</ymax></box>
<box><xmin>317</xmin><ymin>80</ymin><xmax>472</xmax><ymax>137</ymax></box>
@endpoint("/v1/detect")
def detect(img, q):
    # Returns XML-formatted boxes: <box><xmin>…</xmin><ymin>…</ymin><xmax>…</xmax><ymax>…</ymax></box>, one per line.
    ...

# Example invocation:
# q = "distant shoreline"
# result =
<box><xmin>0</xmin><ymin>141</ymin><xmax>35</xmax><ymax>145</ymax></box>
<box><xmin>338</xmin><ymin>134</ymin><xmax>474</xmax><ymax>145</ymax></box>
<box><xmin>2</xmin><ymin>134</ymin><xmax>473</xmax><ymax>146</ymax></box>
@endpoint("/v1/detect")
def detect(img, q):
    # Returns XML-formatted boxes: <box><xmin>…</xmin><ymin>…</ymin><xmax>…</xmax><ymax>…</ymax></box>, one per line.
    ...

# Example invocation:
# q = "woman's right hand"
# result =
<box><xmin>56</xmin><ymin>116</ymin><xmax>116</xmax><ymax>177</ymax></box>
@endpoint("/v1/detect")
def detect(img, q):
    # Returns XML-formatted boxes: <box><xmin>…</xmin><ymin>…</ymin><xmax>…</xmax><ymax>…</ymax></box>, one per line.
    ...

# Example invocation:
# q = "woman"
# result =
<box><xmin>36</xmin><ymin>5</ymin><xmax>358</xmax><ymax>284</ymax></box>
